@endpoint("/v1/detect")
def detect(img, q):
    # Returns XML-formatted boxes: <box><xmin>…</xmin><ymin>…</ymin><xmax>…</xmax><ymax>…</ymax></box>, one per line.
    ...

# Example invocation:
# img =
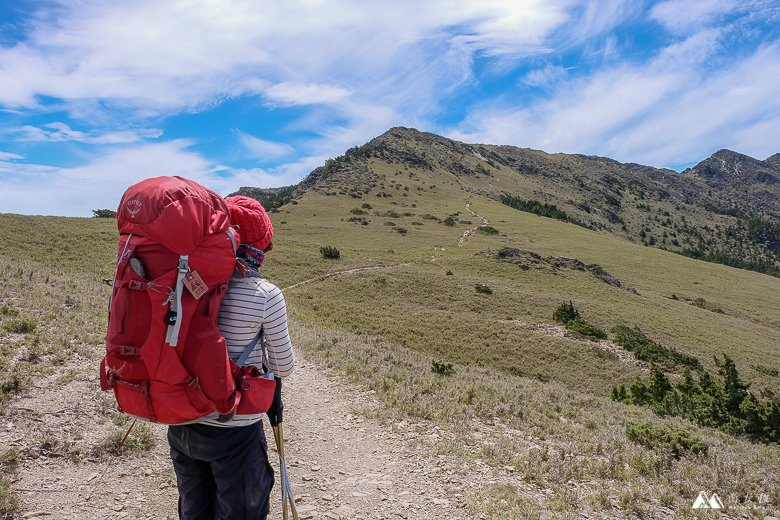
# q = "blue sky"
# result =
<box><xmin>1</xmin><ymin>0</ymin><xmax>779</xmax><ymax>216</ymax></box>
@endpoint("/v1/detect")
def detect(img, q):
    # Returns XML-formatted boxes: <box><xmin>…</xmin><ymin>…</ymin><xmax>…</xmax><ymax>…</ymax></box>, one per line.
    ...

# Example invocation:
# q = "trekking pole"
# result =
<box><xmin>269</xmin><ymin>379</ymin><xmax>299</xmax><ymax>520</ymax></box>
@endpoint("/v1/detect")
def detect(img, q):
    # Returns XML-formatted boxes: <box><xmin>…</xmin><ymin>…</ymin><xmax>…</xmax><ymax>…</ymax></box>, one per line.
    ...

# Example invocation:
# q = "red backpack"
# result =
<box><xmin>99</xmin><ymin>176</ymin><xmax>275</xmax><ymax>424</ymax></box>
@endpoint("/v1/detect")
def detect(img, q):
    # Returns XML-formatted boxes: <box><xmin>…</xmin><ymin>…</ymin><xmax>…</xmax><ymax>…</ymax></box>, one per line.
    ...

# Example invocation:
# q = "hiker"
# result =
<box><xmin>166</xmin><ymin>195</ymin><xmax>296</xmax><ymax>520</ymax></box>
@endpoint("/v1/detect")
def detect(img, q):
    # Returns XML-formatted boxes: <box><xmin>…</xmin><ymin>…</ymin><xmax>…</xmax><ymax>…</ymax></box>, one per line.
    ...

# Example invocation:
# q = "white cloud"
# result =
<box><xmin>448</xmin><ymin>32</ymin><xmax>780</xmax><ymax>168</ymax></box>
<box><xmin>522</xmin><ymin>64</ymin><xmax>568</xmax><ymax>86</ymax></box>
<box><xmin>650</xmin><ymin>0</ymin><xmax>738</xmax><ymax>32</ymax></box>
<box><xmin>10</xmin><ymin>122</ymin><xmax>162</xmax><ymax>144</ymax></box>
<box><xmin>0</xmin><ymin>140</ymin><xmax>300</xmax><ymax>216</ymax></box>
<box><xmin>263</xmin><ymin>82</ymin><xmax>352</xmax><ymax>107</ymax></box>
<box><xmin>236</xmin><ymin>131</ymin><xmax>295</xmax><ymax>160</ymax></box>
<box><xmin>0</xmin><ymin>151</ymin><xmax>23</xmax><ymax>160</ymax></box>
<box><xmin>0</xmin><ymin>0</ymin><xmax>575</xmax><ymax>116</ymax></box>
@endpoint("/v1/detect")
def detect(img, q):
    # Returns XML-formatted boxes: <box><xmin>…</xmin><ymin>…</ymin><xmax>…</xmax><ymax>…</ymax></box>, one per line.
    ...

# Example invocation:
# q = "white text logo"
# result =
<box><xmin>126</xmin><ymin>199</ymin><xmax>143</xmax><ymax>219</ymax></box>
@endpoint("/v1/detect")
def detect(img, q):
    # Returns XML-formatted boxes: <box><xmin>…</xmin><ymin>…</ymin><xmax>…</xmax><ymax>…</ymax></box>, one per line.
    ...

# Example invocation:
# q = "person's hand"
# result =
<box><xmin>266</xmin><ymin>377</ymin><xmax>283</xmax><ymax>426</ymax></box>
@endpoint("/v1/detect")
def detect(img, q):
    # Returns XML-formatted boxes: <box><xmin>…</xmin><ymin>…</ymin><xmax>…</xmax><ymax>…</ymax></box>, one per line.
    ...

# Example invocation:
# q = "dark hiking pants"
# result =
<box><xmin>168</xmin><ymin>421</ymin><xmax>275</xmax><ymax>520</ymax></box>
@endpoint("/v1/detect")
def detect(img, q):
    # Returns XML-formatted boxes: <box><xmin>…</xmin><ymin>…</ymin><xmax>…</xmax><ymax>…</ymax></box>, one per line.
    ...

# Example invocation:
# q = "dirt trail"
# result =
<box><xmin>457</xmin><ymin>202</ymin><xmax>489</xmax><ymax>247</ymax></box>
<box><xmin>283</xmin><ymin>264</ymin><xmax>408</xmax><ymax>292</ymax></box>
<box><xmin>5</xmin><ymin>350</ymin><xmax>474</xmax><ymax>520</ymax></box>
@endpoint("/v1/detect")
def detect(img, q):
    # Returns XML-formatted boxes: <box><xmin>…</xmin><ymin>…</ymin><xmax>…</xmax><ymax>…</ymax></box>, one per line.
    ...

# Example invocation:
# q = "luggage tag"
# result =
<box><xmin>183</xmin><ymin>270</ymin><xmax>209</xmax><ymax>299</ymax></box>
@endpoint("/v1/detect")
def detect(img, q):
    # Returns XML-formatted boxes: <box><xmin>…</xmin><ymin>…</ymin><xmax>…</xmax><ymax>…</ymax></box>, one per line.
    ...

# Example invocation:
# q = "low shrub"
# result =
<box><xmin>384</xmin><ymin>221</ymin><xmax>396</xmax><ymax>226</ymax></box>
<box><xmin>395</xmin><ymin>227</ymin><xmax>408</xmax><ymax>235</ymax></box>
<box><xmin>475</xmin><ymin>283</ymin><xmax>493</xmax><ymax>295</ymax></box>
<box><xmin>431</xmin><ymin>360</ymin><xmax>455</xmax><ymax>376</ymax></box>
<box><xmin>0</xmin><ymin>373</ymin><xmax>23</xmax><ymax>403</ymax></box>
<box><xmin>0</xmin><ymin>305</ymin><xmax>18</xmax><ymax>316</ymax></box>
<box><xmin>753</xmin><ymin>364</ymin><xmax>779</xmax><ymax>377</ymax></box>
<box><xmin>478</xmin><ymin>226</ymin><xmax>499</xmax><ymax>235</ymax></box>
<box><xmin>320</xmin><ymin>246</ymin><xmax>341</xmax><ymax>260</ymax></box>
<box><xmin>565</xmin><ymin>318</ymin><xmax>607</xmax><ymax>340</ymax></box>
<box><xmin>625</xmin><ymin>421</ymin><xmax>708</xmax><ymax>459</ymax></box>
<box><xmin>553</xmin><ymin>301</ymin><xmax>580</xmax><ymax>324</ymax></box>
<box><xmin>612</xmin><ymin>325</ymin><xmax>700</xmax><ymax>370</ymax></box>
<box><xmin>443</xmin><ymin>216</ymin><xmax>457</xmax><ymax>226</ymax></box>
<box><xmin>100</xmin><ymin>423</ymin><xmax>156</xmax><ymax>455</ymax></box>
<box><xmin>2</xmin><ymin>317</ymin><xmax>36</xmax><ymax>334</ymax></box>
<box><xmin>614</xmin><ymin>355</ymin><xmax>780</xmax><ymax>443</ymax></box>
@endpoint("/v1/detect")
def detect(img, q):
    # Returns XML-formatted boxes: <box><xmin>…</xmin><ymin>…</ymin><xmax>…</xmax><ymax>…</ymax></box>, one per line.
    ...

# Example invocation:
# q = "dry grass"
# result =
<box><xmin>290</xmin><ymin>319</ymin><xmax>780</xmax><ymax>517</ymax></box>
<box><xmin>1</xmin><ymin>159</ymin><xmax>779</xmax><ymax>519</ymax></box>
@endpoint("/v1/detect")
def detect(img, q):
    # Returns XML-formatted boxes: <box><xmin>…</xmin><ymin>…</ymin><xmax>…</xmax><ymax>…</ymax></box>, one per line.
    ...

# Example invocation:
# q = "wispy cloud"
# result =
<box><xmin>1</xmin><ymin>1</ymin><xmax>779</xmax><ymax>215</ymax></box>
<box><xmin>236</xmin><ymin>131</ymin><xmax>295</xmax><ymax>160</ymax></box>
<box><xmin>10</xmin><ymin>122</ymin><xmax>162</xmax><ymax>144</ymax></box>
<box><xmin>522</xmin><ymin>64</ymin><xmax>568</xmax><ymax>87</ymax></box>
<box><xmin>0</xmin><ymin>140</ymin><xmax>304</xmax><ymax>216</ymax></box>
<box><xmin>262</xmin><ymin>82</ymin><xmax>352</xmax><ymax>107</ymax></box>
<box><xmin>0</xmin><ymin>151</ymin><xmax>23</xmax><ymax>160</ymax></box>
<box><xmin>449</xmin><ymin>23</ymin><xmax>780</xmax><ymax>168</ymax></box>
<box><xmin>650</xmin><ymin>0</ymin><xmax>739</xmax><ymax>32</ymax></box>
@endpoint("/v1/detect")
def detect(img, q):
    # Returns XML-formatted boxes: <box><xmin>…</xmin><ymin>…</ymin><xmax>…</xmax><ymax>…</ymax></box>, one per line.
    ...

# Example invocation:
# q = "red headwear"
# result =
<box><xmin>225</xmin><ymin>195</ymin><xmax>274</xmax><ymax>251</ymax></box>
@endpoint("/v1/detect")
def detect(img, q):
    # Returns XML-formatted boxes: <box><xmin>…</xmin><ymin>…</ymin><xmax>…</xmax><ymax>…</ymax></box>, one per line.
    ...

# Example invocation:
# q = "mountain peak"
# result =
<box><xmin>765</xmin><ymin>153</ymin><xmax>780</xmax><ymax>169</ymax></box>
<box><xmin>685</xmin><ymin>149</ymin><xmax>778</xmax><ymax>185</ymax></box>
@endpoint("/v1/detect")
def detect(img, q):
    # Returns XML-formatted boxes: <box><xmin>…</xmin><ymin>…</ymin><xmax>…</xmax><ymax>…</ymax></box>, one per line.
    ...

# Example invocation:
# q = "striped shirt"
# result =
<box><xmin>200</xmin><ymin>271</ymin><xmax>295</xmax><ymax>427</ymax></box>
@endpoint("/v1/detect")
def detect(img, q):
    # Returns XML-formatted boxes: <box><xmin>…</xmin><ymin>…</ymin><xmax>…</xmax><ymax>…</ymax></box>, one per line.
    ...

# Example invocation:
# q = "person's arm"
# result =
<box><xmin>262</xmin><ymin>285</ymin><xmax>295</xmax><ymax>377</ymax></box>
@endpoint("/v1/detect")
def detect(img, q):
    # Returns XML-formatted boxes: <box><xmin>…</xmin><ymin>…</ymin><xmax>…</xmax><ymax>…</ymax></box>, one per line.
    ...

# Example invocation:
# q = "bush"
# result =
<box><xmin>431</xmin><ymin>360</ymin><xmax>455</xmax><ymax>376</ymax></box>
<box><xmin>475</xmin><ymin>284</ymin><xmax>492</xmax><ymax>295</ymax></box>
<box><xmin>350</xmin><ymin>208</ymin><xmax>368</xmax><ymax>215</ymax></box>
<box><xmin>2</xmin><ymin>317</ymin><xmax>36</xmax><ymax>334</ymax></box>
<box><xmin>101</xmin><ymin>423</ymin><xmax>156</xmax><ymax>455</ymax></box>
<box><xmin>361</xmin><ymin>203</ymin><xmax>373</xmax><ymax>209</ymax></box>
<box><xmin>92</xmin><ymin>209</ymin><xmax>117</xmax><ymax>218</ymax></box>
<box><xmin>753</xmin><ymin>364</ymin><xmax>779</xmax><ymax>377</ymax></box>
<box><xmin>553</xmin><ymin>301</ymin><xmax>580</xmax><ymax>324</ymax></box>
<box><xmin>612</xmin><ymin>325</ymin><xmax>700</xmax><ymax>370</ymax></box>
<box><xmin>565</xmin><ymin>318</ymin><xmax>606</xmax><ymax>340</ymax></box>
<box><xmin>0</xmin><ymin>374</ymin><xmax>23</xmax><ymax>403</ymax></box>
<box><xmin>625</xmin><ymin>421</ymin><xmax>708</xmax><ymax>459</ymax></box>
<box><xmin>478</xmin><ymin>226</ymin><xmax>499</xmax><ymax>235</ymax></box>
<box><xmin>421</xmin><ymin>214</ymin><xmax>438</xmax><ymax>220</ymax></box>
<box><xmin>320</xmin><ymin>246</ymin><xmax>341</xmax><ymax>260</ymax></box>
<box><xmin>615</xmin><ymin>355</ymin><xmax>780</xmax><ymax>443</ymax></box>
<box><xmin>443</xmin><ymin>216</ymin><xmax>457</xmax><ymax>226</ymax></box>
<box><xmin>395</xmin><ymin>227</ymin><xmax>408</xmax><ymax>235</ymax></box>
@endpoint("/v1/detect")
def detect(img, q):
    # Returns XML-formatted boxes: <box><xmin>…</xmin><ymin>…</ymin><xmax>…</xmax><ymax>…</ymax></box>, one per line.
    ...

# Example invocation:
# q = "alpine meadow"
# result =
<box><xmin>1</xmin><ymin>127</ymin><xmax>779</xmax><ymax>519</ymax></box>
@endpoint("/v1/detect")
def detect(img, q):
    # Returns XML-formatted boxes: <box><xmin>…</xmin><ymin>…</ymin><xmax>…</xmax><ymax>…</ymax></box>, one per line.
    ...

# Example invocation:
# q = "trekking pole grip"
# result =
<box><xmin>267</xmin><ymin>377</ymin><xmax>284</xmax><ymax>426</ymax></box>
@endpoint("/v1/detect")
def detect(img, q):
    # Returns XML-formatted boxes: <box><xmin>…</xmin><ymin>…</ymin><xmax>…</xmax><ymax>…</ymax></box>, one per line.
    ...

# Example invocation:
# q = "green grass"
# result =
<box><xmin>1</xmin><ymin>154</ymin><xmax>779</xmax><ymax>518</ymax></box>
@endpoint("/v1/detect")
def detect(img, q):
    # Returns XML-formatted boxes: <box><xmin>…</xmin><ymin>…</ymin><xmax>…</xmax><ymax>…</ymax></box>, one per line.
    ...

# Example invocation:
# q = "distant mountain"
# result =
<box><xmin>243</xmin><ymin>127</ymin><xmax>780</xmax><ymax>276</ymax></box>
<box><xmin>765</xmin><ymin>153</ymin><xmax>780</xmax><ymax>169</ymax></box>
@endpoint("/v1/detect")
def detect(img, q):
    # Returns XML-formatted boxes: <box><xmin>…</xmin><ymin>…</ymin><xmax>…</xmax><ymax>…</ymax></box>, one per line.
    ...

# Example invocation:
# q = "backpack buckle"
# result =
<box><xmin>120</xmin><ymin>345</ymin><xmax>140</xmax><ymax>356</ymax></box>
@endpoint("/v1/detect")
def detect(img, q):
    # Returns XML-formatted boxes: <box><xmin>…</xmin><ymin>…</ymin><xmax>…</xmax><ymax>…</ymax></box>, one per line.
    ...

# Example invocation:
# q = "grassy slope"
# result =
<box><xmin>271</xmin><ymin>157</ymin><xmax>780</xmax><ymax>396</ymax></box>
<box><xmin>0</xmin><ymin>160</ymin><xmax>778</xmax><ymax>517</ymax></box>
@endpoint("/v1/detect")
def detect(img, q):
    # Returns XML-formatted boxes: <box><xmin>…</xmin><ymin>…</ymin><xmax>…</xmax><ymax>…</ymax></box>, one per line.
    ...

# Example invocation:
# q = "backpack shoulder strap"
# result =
<box><xmin>236</xmin><ymin>328</ymin><xmax>263</xmax><ymax>368</ymax></box>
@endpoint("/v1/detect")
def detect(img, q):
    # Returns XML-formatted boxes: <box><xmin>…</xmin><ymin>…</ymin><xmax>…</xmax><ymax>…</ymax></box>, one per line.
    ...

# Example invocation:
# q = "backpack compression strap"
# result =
<box><xmin>236</xmin><ymin>328</ymin><xmax>263</xmax><ymax>368</ymax></box>
<box><xmin>166</xmin><ymin>230</ymin><xmax>236</xmax><ymax>348</ymax></box>
<box><xmin>165</xmin><ymin>255</ymin><xmax>189</xmax><ymax>347</ymax></box>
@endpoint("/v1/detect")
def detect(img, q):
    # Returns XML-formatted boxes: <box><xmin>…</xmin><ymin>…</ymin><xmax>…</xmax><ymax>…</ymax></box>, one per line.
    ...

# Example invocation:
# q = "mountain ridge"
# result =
<box><xmin>233</xmin><ymin>127</ymin><xmax>780</xmax><ymax>277</ymax></box>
